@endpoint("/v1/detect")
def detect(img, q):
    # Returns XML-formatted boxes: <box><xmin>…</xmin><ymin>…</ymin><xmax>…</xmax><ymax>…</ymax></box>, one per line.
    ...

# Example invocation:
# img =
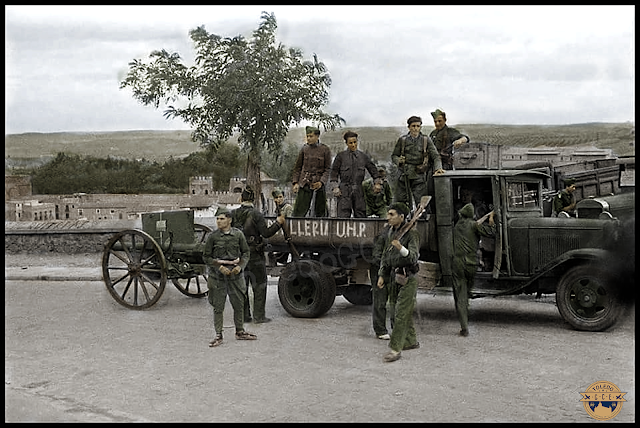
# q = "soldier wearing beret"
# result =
<box><xmin>391</xmin><ymin>116</ymin><xmax>445</xmax><ymax>211</ymax></box>
<box><xmin>376</xmin><ymin>202</ymin><xmax>421</xmax><ymax>363</ymax></box>
<box><xmin>203</xmin><ymin>206</ymin><xmax>256</xmax><ymax>347</ymax></box>
<box><xmin>553</xmin><ymin>178</ymin><xmax>577</xmax><ymax>217</ymax></box>
<box><xmin>232</xmin><ymin>186</ymin><xmax>285</xmax><ymax>323</ymax></box>
<box><xmin>291</xmin><ymin>126</ymin><xmax>332</xmax><ymax>217</ymax></box>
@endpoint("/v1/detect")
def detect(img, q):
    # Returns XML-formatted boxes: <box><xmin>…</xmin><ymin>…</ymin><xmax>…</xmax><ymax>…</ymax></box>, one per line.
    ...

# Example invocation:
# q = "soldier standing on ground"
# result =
<box><xmin>291</xmin><ymin>126</ymin><xmax>332</xmax><ymax>217</ymax></box>
<box><xmin>203</xmin><ymin>206</ymin><xmax>257</xmax><ymax>347</ymax></box>
<box><xmin>363</xmin><ymin>165</ymin><xmax>393</xmax><ymax>217</ymax></box>
<box><xmin>330</xmin><ymin>130</ymin><xmax>380</xmax><ymax>218</ymax></box>
<box><xmin>391</xmin><ymin>116</ymin><xmax>445</xmax><ymax>211</ymax></box>
<box><xmin>376</xmin><ymin>202</ymin><xmax>421</xmax><ymax>363</ymax></box>
<box><xmin>552</xmin><ymin>178</ymin><xmax>577</xmax><ymax>217</ymax></box>
<box><xmin>232</xmin><ymin>186</ymin><xmax>285</xmax><ymax>324</ymax></box>
<box><xmin>452</xmin><ymin>203</ymin><xmax>496</xmax><ymax>337</ymax></box>
<box><xmin>370</xmin><ymin>223</ymin><xmax>394</xmax><ymax>340</ymax></box>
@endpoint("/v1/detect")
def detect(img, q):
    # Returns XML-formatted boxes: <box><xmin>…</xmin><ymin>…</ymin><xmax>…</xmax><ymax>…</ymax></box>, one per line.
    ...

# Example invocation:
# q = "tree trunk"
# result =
<box><xmin>246</xmin><ymin>149</ymin><xmax>262</xmax><ymax>212</ymax></box>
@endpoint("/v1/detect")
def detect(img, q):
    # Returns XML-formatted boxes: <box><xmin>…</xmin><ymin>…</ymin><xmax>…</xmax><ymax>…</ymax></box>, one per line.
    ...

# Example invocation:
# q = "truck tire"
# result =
<box><xmin>556</xmin><ymin>265</ymin><xmax>622</xmax><ymax>332</ymax></box>
<box><xmin>278</xmin><ymin>260</ymin><xmax>336</xmax><ymax>318</ymax></box>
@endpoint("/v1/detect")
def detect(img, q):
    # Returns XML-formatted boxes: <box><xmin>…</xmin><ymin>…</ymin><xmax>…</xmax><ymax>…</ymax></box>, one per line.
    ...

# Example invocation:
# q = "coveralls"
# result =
<box><xmin>378</xmin><ymin>225</ymin><xmax>421</xmax><ymax>353</ymax></box>
<box><xmin>203</xmin><ymin>227</ymin><xmax>250</xmax><ymax>335</ymax></box>
<box><xmin>330</xmin><ymin>149</ymin><xmax>379</xmax><ymax>218</ymax></box>
<box><xmin>391</xmin><ymin>133</ymin><xmax>442</xmax><ymax>210</ymax></box>
<box><xmin>452</xmin><ymin>203</ymin><xmax>496</xmax><ymax>332</ymax></box>
<box><xmin>232</xmin><ymin>202</ymin><xmax>282</xmax><ymax>322</ymax></box>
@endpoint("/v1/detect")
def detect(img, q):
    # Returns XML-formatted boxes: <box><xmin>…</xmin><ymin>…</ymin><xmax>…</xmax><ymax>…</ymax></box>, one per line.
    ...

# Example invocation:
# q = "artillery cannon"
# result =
<box><xmin>102</xmin><ymin>210</ymin><xmax>212</xmax><ymax>309</ymax></box>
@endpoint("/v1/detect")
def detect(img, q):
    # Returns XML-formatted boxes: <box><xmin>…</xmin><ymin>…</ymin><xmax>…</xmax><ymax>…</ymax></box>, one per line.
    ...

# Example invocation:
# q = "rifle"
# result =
<box><xmin>392</xmin><ymin>195</ymin><xmax>432</xmax><ymax>241</ymax></box>
<box><xmin>476</xmin><ymin>210</ymin><xmax>495</xmax><ymax>225</ymax></box>
<box><xmin>276</xmin><ymin>204</ymin><xmax>300</xmax><ymax>261</ymax></box>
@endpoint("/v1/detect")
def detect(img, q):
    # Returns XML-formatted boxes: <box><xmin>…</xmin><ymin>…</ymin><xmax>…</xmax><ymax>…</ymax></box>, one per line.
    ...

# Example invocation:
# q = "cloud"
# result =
<box><xmin>4</xmin><ymin>5</ymin><xmax>635</xmax><ymax>133</ymax></box>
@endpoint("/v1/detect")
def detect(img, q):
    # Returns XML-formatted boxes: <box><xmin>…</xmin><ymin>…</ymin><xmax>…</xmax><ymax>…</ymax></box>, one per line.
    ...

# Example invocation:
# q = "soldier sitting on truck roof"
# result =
<box><xmin>552</xmin><ymin>178</ymin><xmax>577</xmax><ymax>217</ymax></box>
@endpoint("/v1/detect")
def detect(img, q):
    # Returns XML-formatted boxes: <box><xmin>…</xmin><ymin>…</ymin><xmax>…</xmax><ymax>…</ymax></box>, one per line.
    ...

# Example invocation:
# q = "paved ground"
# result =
<box><xmin>4</xmin><ymin>253</ymin><xmax>635</xmax><ymax>422</ymax></box>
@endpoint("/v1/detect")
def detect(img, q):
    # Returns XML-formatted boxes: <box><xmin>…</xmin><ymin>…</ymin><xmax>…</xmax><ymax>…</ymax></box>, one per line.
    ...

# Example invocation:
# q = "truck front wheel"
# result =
<box><xmin>278</xmin><ymin>260</ymin><xmax>336</xmax><ymax>318</ymax></box>
<box><xmin>556</xmin><ymin>265</ymin><xmax>622</xmax><ymax>332</ymax></box>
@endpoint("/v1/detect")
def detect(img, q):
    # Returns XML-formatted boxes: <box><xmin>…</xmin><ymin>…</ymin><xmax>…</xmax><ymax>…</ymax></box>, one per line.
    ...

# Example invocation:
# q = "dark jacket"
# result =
<box><xmin>330</xmin><ymin>149</ymin><xmax>379</xmax><ymax>191</ymax></box>
<box><xmin>292</xmin><ymin>142</ymin><xmax>332</xmax><ymax>188</ymax></box>
<box><xmin>232</xmin><ymin>202</ymin><xmax>281</xmax><ymax>251</ymax></box>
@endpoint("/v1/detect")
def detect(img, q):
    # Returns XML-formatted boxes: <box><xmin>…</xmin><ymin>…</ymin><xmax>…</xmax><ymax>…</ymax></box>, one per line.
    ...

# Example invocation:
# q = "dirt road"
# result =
<box><xmin>4</xmin><ymin>253</ymin><xmax>635</xmax><ymax>422</ymax></box>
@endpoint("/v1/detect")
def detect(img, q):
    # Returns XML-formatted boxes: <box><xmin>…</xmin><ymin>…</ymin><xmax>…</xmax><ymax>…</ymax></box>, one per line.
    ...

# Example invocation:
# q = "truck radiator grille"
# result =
<box><xmin>533</xmin><ymin>234</ymin><xmax>580</xmax><ymax>269</ymax></box>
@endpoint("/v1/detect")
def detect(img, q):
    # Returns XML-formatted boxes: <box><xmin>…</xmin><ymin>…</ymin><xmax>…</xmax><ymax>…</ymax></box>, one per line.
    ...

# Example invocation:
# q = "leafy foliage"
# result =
<box><xmin>120</xmin><ymin>12</ymin><xmax>345</xmax><ymax>210</ymax></box>
<box><xmin>24</xmin><ymin>143</ymin><xmax>242</xmax><ymax>195</ymax></box>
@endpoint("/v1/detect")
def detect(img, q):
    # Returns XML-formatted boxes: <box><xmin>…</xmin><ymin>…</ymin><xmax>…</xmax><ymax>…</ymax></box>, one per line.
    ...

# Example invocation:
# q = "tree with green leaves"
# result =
<box><xmin>120</xmin><ymin>12</ymin><xmax>344</xmax><ymax>211</ymax></box>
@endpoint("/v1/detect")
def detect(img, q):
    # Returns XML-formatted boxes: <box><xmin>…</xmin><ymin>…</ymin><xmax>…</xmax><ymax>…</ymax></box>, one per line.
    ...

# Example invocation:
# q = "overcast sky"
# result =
<box><xmin>5</xmin><ymin>5</ymin><xmax>635</xmax><ymax>135</ymax></box>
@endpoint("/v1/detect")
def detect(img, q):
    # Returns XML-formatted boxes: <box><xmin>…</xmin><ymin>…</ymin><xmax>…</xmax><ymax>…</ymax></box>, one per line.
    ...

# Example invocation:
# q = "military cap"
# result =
<box><xmin>305</xmin><ymin>126</ymin><xmax>320</xmax><ymax>135</ymax></box>
<box><xmin>241</xmin><ymin>185</ymin><xmax>255</xmax><ymax>201</ymax></box>
<box><xmin>388</xmin><ymin>202</ymin><xmax>410</xmax><ymax>217</ymax></box>
<box><xmin>272</xmin><ymin>188</ymin><xmax>284</xmax><ymax>198</ymax></box>
<box><xmin>430</xmin><ymin>109</ymin><xmax>446</xmax><ymax>119</ymax></box>
<box><xmin>564</xmin><ymin>178</ymin><xmax>577</xmax><ymax>187</ymax></box>
<box><xmin>215</xmin><ymin>206</ymin><xmax>232</xmax><ymax>217</ymax></box>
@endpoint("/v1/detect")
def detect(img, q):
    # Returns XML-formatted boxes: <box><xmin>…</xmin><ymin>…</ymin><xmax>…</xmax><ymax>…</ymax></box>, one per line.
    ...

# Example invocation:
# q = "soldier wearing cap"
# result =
<box><xmin>429</xmin><ymin>108</ymin><xmax>470</xmax><ymax>171</ymax></box>
<box><xmin>376</xmin><ymin>202</ymin><xmax>421</xmax><ymax>363</ymax></box>
<box><xmin>231</xmin><ymin>186</ymin><xmax>285</xmax><ymax>323</ymax></box>
<box><xmin>291</xmin><ymin>126</ymin><xmax>332</xmax><ymax>217</ymax></box>
<box><xmin>203</xmin><ymin>206</ymin><xmax>256</xmax><ymax>347</ymax></box>
<box><xmin>553</xmin><ymin>178</ymin><xmax>577</xmax><ymax>217</ymax></box>
<box><xmin>330</xmin><ymin>130</ymin><xmax>380</xmax><ymax>218</ymax></box>
<box><xmin>362</xmin><ymin>165</ymin><xmax>393</xmax><ymax>217</ymax></box>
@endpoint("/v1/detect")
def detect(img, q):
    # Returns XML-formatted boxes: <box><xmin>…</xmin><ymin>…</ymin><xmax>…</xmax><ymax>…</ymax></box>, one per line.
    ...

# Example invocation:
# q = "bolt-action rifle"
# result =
<box><xmin>392</xmin><ymin>195</ymin><xmax>432</xmax><ymax>241</ymax></box>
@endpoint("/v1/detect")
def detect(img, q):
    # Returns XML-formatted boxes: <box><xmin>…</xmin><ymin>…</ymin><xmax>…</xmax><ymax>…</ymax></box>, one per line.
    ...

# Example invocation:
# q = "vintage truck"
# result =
<box><xmin>265</xmin><ymin>166</ymin><xmax>634</xmax><ymax>332</ymax></box>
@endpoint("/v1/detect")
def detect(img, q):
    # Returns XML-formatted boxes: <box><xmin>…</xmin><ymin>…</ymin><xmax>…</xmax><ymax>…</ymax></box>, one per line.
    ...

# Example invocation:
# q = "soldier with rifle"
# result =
<box><xmin>376</xmin><ymin>199</ymin><xmax>429</xmax><ymax>363</ymax></box>
<box><xmin>232</xmin><ymin>186</ymin><xmax>285</xmax><ymax>324</ymax></box>
<box><xmin>391</xmin><ymin>116</ymin><xmax>445</xmax><ymax>212</ymax></box>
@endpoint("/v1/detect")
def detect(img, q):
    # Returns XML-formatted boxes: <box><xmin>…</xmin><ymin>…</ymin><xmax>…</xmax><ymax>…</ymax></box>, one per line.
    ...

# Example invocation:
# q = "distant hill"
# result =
<box><xmin>5</xmin><ymin>123</ymin><xmax>635</xmax><ymax>170</ymax></box>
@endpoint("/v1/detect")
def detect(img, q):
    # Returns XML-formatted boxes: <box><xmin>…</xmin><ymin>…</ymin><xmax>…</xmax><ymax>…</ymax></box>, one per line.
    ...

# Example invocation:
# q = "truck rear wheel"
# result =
<box><xmin>556</xmin><ymin>265</ymin><xmax>622</xmax><ymax>331</ymax></box>
<box><xmin>278</xmin><ymin>260</ymin><xmax>336</xmax><ymax>318</ymax></box>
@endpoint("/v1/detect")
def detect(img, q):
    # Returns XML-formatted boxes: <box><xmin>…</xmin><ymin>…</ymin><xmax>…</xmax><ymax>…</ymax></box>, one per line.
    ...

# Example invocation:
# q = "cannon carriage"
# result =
<box><xmin>102</xmin><ymin>209</ymin><xmax>212</xmax><ymax>309</ymax></box>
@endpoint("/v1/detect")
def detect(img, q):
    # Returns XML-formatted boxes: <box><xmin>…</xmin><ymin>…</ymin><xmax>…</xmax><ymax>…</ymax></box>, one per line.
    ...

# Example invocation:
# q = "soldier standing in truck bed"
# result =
<box><xmin>391</xmin><ymin>116</ymin><xmax>445</xmax><ymax>212</ymax></box>
<box><xmin>330</xmin><ymin>130</ymin><xmax>380</xmax><ymax>218</ymax></box>
<box><xmin>291</xmin><ymin>126</ymin><xmax>332</xmax><ymax>217</ymax></box>
<box><xmin>429</xmin><ymin>108</ymin><xmax>470</xmax><ymax>171</ymax></box>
